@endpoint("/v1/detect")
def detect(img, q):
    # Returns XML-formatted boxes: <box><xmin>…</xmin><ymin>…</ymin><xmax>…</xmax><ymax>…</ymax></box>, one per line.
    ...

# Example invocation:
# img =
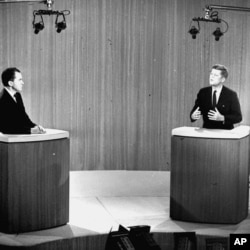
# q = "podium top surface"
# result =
<box><xmin>172</xmin><ymin>125</ymin><xmax>250</xmax><ymax>139</ymax></box>
<box><xmin>0</xmin><ymin>129</ymin><xmax>69</xmax><ymax>143</ymax></box>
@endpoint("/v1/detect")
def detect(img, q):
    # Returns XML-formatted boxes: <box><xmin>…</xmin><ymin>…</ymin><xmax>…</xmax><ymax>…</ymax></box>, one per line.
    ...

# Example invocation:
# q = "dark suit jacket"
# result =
<box><xmin>0</xmin><ymin>88</ymin><xmax>36</xmax><ymax>134</ymax></box>
<box><xmin>190</xmin><ymin>86</ymin><xmax>242</xmax><ymax>129</ymax></box>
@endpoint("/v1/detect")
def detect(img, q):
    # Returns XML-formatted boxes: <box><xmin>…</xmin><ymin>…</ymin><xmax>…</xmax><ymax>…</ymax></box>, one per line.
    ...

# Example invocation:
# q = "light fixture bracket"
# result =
<box><xmin>33</xmin><ymin>9</ymin><xmax>70</xmax><ymax>16</ymax></box>
<box><xmin>192</xmin><ymin>17</ymin><xmax>221</xmax><ymax>23</ymax></box>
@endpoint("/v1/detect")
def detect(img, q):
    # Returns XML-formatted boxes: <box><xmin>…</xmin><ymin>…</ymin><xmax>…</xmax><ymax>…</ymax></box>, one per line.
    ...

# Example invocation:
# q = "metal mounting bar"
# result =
<box><xmin>33</xmin><ymin>9</ymin><xmax>70</xmax><ymax>16</ymax></box>
<box><xmin>193</xmin><ymin>17</ymin><xmax>221</xmax><ymax>23</ymax></box>
<box><xmin>207</xmin><ymin>5</ymin><xmax>250</xmax><ymax>12</ymax></box>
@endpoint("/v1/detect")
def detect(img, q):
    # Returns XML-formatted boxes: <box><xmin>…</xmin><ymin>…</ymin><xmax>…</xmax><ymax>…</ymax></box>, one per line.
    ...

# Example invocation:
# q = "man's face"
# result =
<box><xmin>209</xmin><ymin>69</ymin><xmax>225</xmax><ymax>87</ymax></box>
<box><xmin>9</xmin><ymin>72</ymin><xmax>24</xmax><ymax>92</ymax></box>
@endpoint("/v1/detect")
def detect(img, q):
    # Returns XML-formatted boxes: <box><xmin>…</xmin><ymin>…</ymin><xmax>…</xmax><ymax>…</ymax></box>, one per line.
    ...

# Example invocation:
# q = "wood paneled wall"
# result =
<box><xmin>0</xmin><ymin>0</ymin><xmax>250</xmax><ymax>170</ymax></box>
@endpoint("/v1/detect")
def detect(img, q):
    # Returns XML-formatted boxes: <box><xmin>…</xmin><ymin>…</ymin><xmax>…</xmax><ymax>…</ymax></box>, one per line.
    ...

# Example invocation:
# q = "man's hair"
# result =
<box><xmin>1</xmin><ymin>67</ymin><xmax>21</xmax><ymax>87</ymax></box>
<box><xmin>212</xmin><ymin>64</ymin><xmax>229</xmax><ymax>79</ymax></box>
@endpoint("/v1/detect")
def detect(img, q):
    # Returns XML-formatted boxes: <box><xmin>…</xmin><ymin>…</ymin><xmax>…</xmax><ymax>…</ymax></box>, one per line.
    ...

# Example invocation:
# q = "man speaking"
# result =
<box><xmin>190</xmin><ymin>64</ymin><xmax>242</xmax><ymax>129</ymax></box>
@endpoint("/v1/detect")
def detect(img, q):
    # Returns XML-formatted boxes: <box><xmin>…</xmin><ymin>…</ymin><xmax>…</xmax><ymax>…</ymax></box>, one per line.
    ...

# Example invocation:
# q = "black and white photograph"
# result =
<box><xmin>0</xmin><ymin>0</ymin><xmax>249</xmax><ymax>249</ymax></box>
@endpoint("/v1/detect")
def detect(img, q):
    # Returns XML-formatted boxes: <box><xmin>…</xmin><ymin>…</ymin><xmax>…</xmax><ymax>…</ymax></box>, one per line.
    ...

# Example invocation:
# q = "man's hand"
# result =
<box><xmin>208</xmin><ymin>108</ymin><xmax>225</xmax><ymax>121</ymax></box>
<box><xmin>191</xmin><ymin>107</ymin><xmax>201</xmax><ymax>121</ymax></box>
<box><xmin>31</xmin><ymin>125</ymin><xmax>46</xmax><ymax>134</ymax></box>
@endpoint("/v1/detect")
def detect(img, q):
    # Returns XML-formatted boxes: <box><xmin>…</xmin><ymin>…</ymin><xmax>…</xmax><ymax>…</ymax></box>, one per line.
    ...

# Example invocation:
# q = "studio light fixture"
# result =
<box><xmin>32</xmin><ymin>14</ymin><xmax>44</xmax><ymax>34</ymax></box>
<box><xmin>211</xmin><ymin>19</ymin><xmax>228</xmax><ymax>41</ymax></box>
<box><xmin>188</xmin><ymin>9</ymin><xmax>228</xmax><ymax>41</ymax></box>
<box><xmin>32</xmin><ymin>0</ymin><xmax>70</xmax><ymax>34</ymax></box>
<box><xmin>189</xmin><ymin>4</ymin><xmax>250</xmax><ymax>41</ymax></box>
<box><xmin>188</xmin><ymin>21</ymin><xmax>200</xmax><ymax>39</ymax></box>
<box><xmin>0</xmin><ymin>0</ymin><xmax>70</xmax><ymax>34</ymax></box>
<box><xmin>212</xmin><ymin>27</ymin><xmax>223</xmax><ymax>41</ymax></box>
<box><xmin>55</xmin><ymin>13</ymin><xmax>66</xmax><ymax>33</ymax></box>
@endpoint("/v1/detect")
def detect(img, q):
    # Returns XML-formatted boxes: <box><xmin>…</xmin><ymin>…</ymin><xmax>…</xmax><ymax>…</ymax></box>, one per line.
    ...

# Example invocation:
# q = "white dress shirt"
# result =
<box><xmin>4</xmin><ymin>87</ymin><xmax>17</xmax><ymax>102</ymax></box>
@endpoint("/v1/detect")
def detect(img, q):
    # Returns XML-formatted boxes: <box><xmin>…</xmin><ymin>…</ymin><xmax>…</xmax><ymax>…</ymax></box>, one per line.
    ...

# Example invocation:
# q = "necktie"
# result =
<box><xmin>14</xmin><ymin>93</ymin><xmax>19</xmax><ymax>103</ymax></box>
<box><xmin>212</xmin><ymin>90</ymin><xmax>217</xmax><ymax>109</ymax></box>
<box><xmin>14</xmin><ymin>93</ymin><xmax>22</xmax><ymax>107</ymax></box>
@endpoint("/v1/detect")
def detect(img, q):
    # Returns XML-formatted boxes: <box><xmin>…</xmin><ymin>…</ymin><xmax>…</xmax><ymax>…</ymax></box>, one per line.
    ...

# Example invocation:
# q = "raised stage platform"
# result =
<box><xmin>0</xmin><ymin>171</ymin><xmax>249</xmax><ymax>249</ymax></box>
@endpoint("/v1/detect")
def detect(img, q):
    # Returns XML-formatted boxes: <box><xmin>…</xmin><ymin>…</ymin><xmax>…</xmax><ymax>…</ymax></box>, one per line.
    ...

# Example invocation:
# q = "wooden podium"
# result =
<box><xmin>0</xmin><ymin>129</ymin><xmax>69</xmax><ymax>233</ymax></box>
<box><xmin>170</xmin><ymin>125</ymin><xmax>250</xmax><ymax>224</ymax></box>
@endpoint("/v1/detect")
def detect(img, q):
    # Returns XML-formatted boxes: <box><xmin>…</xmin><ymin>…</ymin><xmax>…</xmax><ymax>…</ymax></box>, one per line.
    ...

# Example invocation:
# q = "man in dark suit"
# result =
<box><xmin>0</xmin><ymin>67</ymin><xmax>45</xmax><ymax>134</ymax></box>
<box><xmin>190</xmin><ymin>64</ymin><xmax>242</xmax><ymax>129</ymax></box>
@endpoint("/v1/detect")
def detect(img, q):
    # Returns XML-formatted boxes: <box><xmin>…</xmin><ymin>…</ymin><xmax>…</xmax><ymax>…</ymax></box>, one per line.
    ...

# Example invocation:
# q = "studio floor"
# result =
<box><xmin>0</xmin><ymin>171</ymin><xmax>249</xmax><ymax>249</ymax></box>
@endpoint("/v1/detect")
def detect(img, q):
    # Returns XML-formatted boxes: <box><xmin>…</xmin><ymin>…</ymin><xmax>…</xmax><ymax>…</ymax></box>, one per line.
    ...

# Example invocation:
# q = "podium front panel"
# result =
<box><xmin>0</xmin><ymin>130</ymin><xmax>69</xmax><ymax>233</ymax></box>
<box><xmin>170</xmin><ymin>126</ymin><xmax>249</xmax><ymax>224</ymax></box>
